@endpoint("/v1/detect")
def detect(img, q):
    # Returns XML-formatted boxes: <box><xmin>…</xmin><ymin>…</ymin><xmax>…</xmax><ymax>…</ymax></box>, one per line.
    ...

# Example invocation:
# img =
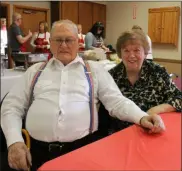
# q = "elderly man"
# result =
<box><xmin>1</xmin><ymin>20</ymin><xmax>165</xmax><ymax>171</ymax></box>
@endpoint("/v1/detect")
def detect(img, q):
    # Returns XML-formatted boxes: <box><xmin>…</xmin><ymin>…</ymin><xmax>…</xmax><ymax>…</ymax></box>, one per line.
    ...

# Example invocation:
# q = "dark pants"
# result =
<box><xmin>98</xmin><ymin>103</ymin><xmax>133</xmax><ymax>135</ymax></box>
<box><xmin>0</xmin><ymin>132</ymin><xmax>102</xmax><ymax>171</ymax></box>
<box><xmin>11</xmin><ymin>51</ymin><xmax>25</xmax><ymax>67</ymax></box>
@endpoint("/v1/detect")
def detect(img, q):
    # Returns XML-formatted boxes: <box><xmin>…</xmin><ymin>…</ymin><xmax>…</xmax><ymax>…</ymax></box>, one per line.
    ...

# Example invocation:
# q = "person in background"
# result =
<box><xmin>8</xmin><ymin>13</ymin><xmax>32</xmax><ymax>53</ymax></box>
<box><xmin>77</xmin><ymin>24</ymin><xmax>85</xmax><ymax>51</ymax></box>
<box><xmin>0</xmin><ymin>18</ymin><xmax>8</xmax><ymax>55</ymax></box>
<box><xmin>85</xmin><ymin>21</ymin><xmax>109</xmax><ymax>51</ymax></box>
<box><xmin>132</xmin><ymin>25</ymin><xmax>153</xmax><ymax>61</ymax></box>
<box><xmin>30</xmin><ymin>21</ymin><xmax>51</xmax><ymax>60</ymax></box>
<box><xmin>1</xmin><ymin>20</ymin><xmax>165</xmax><ymax>171</ymax></box>
<box><xmin>98</xmin><ymin>30</ymin><xmax>181</xmax><ymax>133</ymax></box>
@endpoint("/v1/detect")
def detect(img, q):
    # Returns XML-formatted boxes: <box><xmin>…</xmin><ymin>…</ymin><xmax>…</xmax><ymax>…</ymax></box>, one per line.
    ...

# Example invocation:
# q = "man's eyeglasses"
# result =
<box><xmin>51</xmin><ymin>38</ymin><xmax>76</xmax><ymax>46</ymax></box>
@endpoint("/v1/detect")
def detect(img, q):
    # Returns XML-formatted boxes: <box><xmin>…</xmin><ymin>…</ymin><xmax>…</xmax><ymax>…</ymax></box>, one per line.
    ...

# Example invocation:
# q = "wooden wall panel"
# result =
<box><xmin>61</xmin><ymin>1</ymin><xmax>78</xmax><ymax>24</ymax></box>
<box><xmin>78</xmin><ymin>1</ymin><xmax>93</xmax><ymax>34</ymax></box>
<box><xmin>92</xmin><ymin>3</ymin><xmax>106</xmax><ymax>26</ymax></box>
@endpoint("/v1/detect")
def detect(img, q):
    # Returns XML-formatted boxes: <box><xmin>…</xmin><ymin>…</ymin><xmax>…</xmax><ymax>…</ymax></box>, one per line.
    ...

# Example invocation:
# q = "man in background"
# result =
<box><xmin>132</xmin><ymin>25</ymin><xmax>153</xmax><ymax>61</ymax></box>
<box><xmin>8</xmin><ymin>12</ymin><xmax>32</xmax><ymax>66</ymax></box>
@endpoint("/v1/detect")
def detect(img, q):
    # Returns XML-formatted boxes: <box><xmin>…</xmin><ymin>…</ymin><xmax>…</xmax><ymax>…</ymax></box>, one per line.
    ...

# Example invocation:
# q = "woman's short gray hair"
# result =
<box><xmin>50</xmin><ymin>20</ymin><xmax>78</xmax><ymax>37</ymax></box>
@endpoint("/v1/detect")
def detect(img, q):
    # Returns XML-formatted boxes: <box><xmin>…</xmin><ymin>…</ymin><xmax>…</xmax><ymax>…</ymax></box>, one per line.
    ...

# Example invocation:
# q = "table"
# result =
<box><xmin>39</xmin><ymin>112</ymin><xmax>181</xmax><ymax>171</ymax></box>
<box><xmin>1</xmin><ymin>69</ymin><xmax>25</xmax><ymax>100</ymax></box>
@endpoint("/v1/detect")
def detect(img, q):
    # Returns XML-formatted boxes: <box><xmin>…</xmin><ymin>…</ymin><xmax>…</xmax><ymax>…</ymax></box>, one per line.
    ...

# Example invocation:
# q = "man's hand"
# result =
<box><xmin>28</xmin><ymin>30</ymin><xmax>32</xmax><ymax>37</ymax></box>
<box><xmin>140</xmin><ymin>115</ymin><xmax>165</xmax><ymax>134</ymax></box>
<box><xmin>8</xmin><ymin>142</ymin><xmax>32</xmax><ymax>171</ymax></box>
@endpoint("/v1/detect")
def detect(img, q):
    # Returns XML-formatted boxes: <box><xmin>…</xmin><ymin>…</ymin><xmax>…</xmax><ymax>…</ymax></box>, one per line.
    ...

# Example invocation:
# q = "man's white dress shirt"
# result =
<box><xmin>1</xmin><ymin>56</ymin><xmax>148</xmax><ymax>147</ymax></box>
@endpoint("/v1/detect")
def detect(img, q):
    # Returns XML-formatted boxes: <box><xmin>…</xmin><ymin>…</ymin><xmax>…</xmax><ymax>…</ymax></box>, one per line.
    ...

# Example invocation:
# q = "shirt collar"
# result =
<box><xmin>49</xmin><ymin>55</ymin><xmax>85</xmax><ymax>68</ymax></box>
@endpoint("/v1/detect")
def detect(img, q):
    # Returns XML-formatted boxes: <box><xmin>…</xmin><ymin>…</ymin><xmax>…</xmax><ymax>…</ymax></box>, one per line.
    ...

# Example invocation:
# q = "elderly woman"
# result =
<box><xmin>98</xmin><ymin>30</ymin><xmax>182</xmax><ymax>133</ymax></box>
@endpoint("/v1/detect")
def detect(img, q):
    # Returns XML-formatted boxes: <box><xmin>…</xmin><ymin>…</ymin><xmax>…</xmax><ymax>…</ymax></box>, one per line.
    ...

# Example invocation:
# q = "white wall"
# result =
<box><xmin>106</xmin><ymin>1</ymin><xmax>181</xmax><ymax>60</ymax></box>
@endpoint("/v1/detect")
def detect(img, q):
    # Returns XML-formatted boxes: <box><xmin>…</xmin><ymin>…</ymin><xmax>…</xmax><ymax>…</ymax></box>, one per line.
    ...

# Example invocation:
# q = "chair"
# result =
<box><xmin>170</xmin><ymin>73</ymin><xmax>182</xmax><ymax>90</ymax></box>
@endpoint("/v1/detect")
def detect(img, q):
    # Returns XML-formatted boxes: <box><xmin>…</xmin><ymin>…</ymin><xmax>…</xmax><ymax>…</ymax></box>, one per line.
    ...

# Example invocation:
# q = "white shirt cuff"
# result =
<box><xmin>6</xmin><ymin>130</ymin><xmax>24</xmax><ymax>147</ymax></box>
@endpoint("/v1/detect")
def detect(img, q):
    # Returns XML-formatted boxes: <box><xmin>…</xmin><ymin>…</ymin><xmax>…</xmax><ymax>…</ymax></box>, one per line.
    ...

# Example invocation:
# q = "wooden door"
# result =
<box><xmin>92</xmin><ymin>3</ymin><xmax>106</xmax><ymax>27</ymax></box>
<box><xmin>14</xmin><ymin>6</ymin><xmax>49</xmax><ymax>52</ymax></box>
<box><xmin>161</xmin><ymin>8</ymin><xmax>180</xmax><ymax>46</ymax></box>
<box><xmin>78</xmin><ymin>1</ymin><xmax>93</xmax><ymax>34</ymax></box>
<box><xmin>148</xmin><ymin>11</ymin><xmax>162</xmax><ymax>43</ymax></box>
<box><xmin>61</xmin><ymin>1</ymin><xmax>78</xmax><ymax>24</ymax></box>
<box><xmin>51</xmin><ymin>1</ymin><xmax>60</xmax><ymax>26</ymax></box>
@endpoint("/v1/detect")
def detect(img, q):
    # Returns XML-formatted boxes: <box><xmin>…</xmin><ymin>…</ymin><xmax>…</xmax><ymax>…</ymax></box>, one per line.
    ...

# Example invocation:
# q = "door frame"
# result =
<box><xmin>1</xmin><ymin>2</ymin><xmax>11</xmax><ymax>27</ymax></box>
<box><xmin>9</xmin><ymin>5</ymin><xmax>50</xmax><ymax>68</ymax></box>
<box><xmin>13</xmin><ymin>4</ymin><xmax>50</xmax><ymax>30</ymax></box>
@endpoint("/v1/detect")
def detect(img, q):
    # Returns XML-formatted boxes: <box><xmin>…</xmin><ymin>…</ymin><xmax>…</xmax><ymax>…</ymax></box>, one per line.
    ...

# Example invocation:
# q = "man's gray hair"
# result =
<box><xmin>12</xmin><ymin>12</ymin><xmax>21</xmax><ymax>22</ymax></box>
<box><xmin>50</xmin><ymin>19</ymin><xmax>78</xmax><ymax>37</ymax></box>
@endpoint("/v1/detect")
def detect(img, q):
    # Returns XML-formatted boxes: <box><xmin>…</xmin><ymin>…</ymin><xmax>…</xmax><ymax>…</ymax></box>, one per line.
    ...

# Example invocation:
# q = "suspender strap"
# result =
<box><xmin>83</xmin><ymin>60</ymin><xmax>94</xmax><ymax>134</ymax></box>
<box><xmin>29</xmin><ymin>62</ymin><xmax>48</xmax><ymax>106</ymax></box>
<box><xmin>23</xmin><ymin>62</ymin><xmax>47</xmax><ymax>128</ymax></box>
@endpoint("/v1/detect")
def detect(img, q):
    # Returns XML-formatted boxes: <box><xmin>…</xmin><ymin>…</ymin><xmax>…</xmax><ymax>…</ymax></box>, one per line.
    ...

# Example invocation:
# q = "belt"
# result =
<box><xmin>30</xmin><ymin>131</ymin><xmax>101</xmax><ymax>153</ymax></box>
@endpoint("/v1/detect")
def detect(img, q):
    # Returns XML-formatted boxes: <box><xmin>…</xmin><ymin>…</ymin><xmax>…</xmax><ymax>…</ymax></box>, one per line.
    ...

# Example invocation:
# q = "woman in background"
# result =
<box><xmin>77</xmin><ymin>24</ymin><xmax>85</xmax><ymax>51</ymax></box>
<box><xmin>85</xmin><ymin>22</ymin><xmax>109</xmax><ymax>51</ymax></box>
<box><xmin>30</xmin><ymin>21</ymin><xmax>51</xmax><ymax>60</ymax></box>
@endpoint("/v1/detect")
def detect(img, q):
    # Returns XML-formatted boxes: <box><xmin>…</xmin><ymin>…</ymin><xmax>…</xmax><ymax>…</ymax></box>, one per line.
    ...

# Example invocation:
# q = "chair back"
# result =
<box><xmin>170</xmin><ymin>73</ymin><xmax>182</xmax><ymax>91</ymax></box>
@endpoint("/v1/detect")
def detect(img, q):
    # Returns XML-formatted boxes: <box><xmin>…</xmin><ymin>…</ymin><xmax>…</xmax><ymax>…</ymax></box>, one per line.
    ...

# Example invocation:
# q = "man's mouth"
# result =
<box><xmin>59</xmin><ymin>51</ymin><xmax>69</xmax><ymax>54</ymax></box>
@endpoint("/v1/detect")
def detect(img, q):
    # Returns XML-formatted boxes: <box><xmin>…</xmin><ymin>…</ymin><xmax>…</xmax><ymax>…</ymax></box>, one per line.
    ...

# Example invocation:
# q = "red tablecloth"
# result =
<box><xmin>39</xmin><ymin>112</ymin><xmax>181</xmax><ymax>171</ymax></box>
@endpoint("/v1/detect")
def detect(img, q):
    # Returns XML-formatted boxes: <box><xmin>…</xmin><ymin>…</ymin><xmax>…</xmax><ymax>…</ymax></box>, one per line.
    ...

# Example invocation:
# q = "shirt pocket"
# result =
<box><xmin>36</xmin><ymin>80</ymin><xmax>53</xmax><ymax>88</ymax></box>
<box><xmin>67</xmin><ymin>79</ymin><xmax>89</xmax><ymax>102</ymax></box>
<box><xmin>34</xmin><ymin>80</ymin><xmax>54</xmax><ymax>96</ymax></box>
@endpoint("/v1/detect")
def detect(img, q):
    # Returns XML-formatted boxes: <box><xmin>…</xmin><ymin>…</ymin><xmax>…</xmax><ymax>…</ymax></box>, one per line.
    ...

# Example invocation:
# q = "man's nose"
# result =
<box><xmin>129</xmin><ymin>51</ymin><xmax>135</xmax><ymax>57</ymax></box>
<box><xmin>60</xmin><ymin>41</ymin><xmax>67</xmax><ymax>47</ymax></box>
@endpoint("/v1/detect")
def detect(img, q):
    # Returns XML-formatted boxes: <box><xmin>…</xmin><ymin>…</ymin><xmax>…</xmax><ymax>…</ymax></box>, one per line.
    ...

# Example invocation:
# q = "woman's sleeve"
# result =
<box><xmin>161</xmin><ymin>67</ymin><xmax>182</xmax><ymax>112</ymax></box>
<box><xmin>30</xmin><ymin>32</ymin><xmax>37</xmax><ymax>48</ymax></box>
<box><xmin>85</xmin><ymin>33</ymin><xmax>95</xmax><ymax>50</ymax></box>
<box><xmin>83</xmin><ymin>34</ymin><xmax>86</xmax><ymax>48</ymax></box>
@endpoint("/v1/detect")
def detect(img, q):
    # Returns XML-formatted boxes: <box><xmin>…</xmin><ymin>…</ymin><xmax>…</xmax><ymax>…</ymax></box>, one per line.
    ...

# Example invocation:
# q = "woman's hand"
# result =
<box><xmin>147</xmin><ymin>104</ymin><xmax>176</xmax><ymax>115</ymax></box>
<box><xmin>36</xmin><ymin>45</ymin><xmax>41</xmax><ymax>48</ymax></box>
